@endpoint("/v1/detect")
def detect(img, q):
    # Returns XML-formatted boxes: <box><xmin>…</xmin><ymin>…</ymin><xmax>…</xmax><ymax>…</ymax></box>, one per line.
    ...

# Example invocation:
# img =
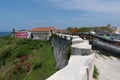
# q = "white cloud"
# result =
<box><xmin>36</xmin><ymin>0</ymin><xmax>120</xmax><ymax>14</ymax></box>
<box><xmin>30</xmin><ymin>0</ymin><xmax>120</xmax><ymax>27</ymax></box>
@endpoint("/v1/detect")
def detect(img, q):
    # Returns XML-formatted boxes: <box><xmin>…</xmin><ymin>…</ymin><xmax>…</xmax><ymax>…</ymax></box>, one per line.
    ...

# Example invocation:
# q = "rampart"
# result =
<box><xmin>47</xmin><ymin>33</ymin><xmax>95</xmax><ymax>80</ymax></box>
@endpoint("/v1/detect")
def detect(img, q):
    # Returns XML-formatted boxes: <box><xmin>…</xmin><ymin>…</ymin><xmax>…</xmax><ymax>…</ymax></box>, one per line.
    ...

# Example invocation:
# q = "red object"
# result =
<box><xmin>25</xmin><ymin>62</ymin><xmax>31</xmax><ymax>72</ymax></box>
<box><xmin>15</xmin><ymin>63</ymin><xmax>21</xmax><ymax>70</ymax></box>
<box><xmin>19</xmin><ymin>55</ymin><xmax>29</xmax><ymax>62</ymax></box>
<box><xmin>29</xmin><ymin>27</ymin><xmax>56</xmax><ymax>32</ymax></box>
<box><xmin>15</xmin><ymin>32</ymin><xmax>28</xmax><ymax>38</ymax></box>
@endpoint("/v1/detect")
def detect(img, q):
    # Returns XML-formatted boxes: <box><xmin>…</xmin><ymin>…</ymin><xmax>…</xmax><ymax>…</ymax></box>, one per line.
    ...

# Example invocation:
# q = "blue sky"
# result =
<box><xmin>0</xmin><ymin>0</ymin><xmax>120</xmax><ymax>31</ymax></box>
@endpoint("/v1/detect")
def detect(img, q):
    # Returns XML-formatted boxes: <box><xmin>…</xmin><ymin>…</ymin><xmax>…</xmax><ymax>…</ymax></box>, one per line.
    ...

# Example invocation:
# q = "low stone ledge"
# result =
<box><xmin>47</xmin><ymin>54</ymin><xmax>95</xmax><ymax>80</ymax></box>
<box><xmin>71</xmin><ymin>41</ymin><xmax>92</xmax><ymax>55</ymax></box>
<box><xmin>47</xmin><ymin>33</ymin><xmax>95</xmax><ymax>80</ymax></box>
<box><xmin>71</xmin><ymin>41</ymin><xmax>91</xmax><ymax>49</ymax></box>
<box><xmin>71</xmin><ymin>47</ymin><xmax>92</xmax><ymax>55</ymax></box>
<box><xmin>72</xmin><ymin>38</ymin><xmax>83</xmax><ymax>45</ymax></box>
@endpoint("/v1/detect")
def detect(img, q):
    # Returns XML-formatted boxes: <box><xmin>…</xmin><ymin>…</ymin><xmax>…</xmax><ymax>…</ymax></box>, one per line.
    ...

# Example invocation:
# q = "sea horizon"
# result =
<box><xmin>0</xmin><ymin>32</ymin><xmax>11</xmax><ymax>36</ymax></box>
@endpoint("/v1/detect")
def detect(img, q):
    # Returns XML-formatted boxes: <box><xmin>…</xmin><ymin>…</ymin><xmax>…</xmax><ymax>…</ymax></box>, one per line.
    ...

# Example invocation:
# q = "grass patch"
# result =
<box><xmin>0</xmin><ymin>37</ymin><xmax>56</xmax><ymax>80</ymax></box>
<box><xmin>93</xmin><ymin>65</ymin><xmax>99</xmax><ymax>79</ymax></box>
<box><xmin>66</xmin><ymin>41</ymin><xmax>72</xmax><ymax>60</ymax></box>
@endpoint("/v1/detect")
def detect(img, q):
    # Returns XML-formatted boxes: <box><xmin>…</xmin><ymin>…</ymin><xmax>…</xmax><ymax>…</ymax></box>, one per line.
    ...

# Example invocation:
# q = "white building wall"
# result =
<box><xmin>32</xmin><ymin>32</ymin><xmax>51</xmax><ymax>40</ymax></box>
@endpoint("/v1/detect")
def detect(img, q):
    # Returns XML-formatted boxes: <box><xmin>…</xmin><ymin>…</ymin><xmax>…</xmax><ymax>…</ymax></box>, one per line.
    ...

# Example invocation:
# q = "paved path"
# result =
<box><xmin>94</xmin><ymin>53</ymin><xmax>120</xmax><ymax>80</ymax></box>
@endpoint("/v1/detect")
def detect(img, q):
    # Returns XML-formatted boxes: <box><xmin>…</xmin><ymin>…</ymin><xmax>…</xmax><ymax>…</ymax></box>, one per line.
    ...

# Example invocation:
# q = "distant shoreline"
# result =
<box><xmin>0</xmin><ymin>32</ymin><xmax>11</xmax><ymax>36</ymax></box>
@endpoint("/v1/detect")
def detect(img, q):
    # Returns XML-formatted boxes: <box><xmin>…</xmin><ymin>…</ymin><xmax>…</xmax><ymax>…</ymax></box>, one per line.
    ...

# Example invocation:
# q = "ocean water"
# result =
<box><xmin>0</xmin><ymin>32</ymin><xmax>11</xmax><ymax>36</ymax></box>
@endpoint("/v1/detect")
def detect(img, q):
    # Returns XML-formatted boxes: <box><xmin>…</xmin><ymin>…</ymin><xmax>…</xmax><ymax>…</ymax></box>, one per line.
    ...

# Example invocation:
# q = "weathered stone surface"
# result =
<box><xmin>47</xmin><ymin>54</ymin><xmax>95</xmax><ymax>80</ymax></box>
<box><xmin>32</xmin><ymin>32</ymin><xmax>51</xmax><ymax>40</ymax></box>
<box><xmin>72</xmin><ymin>38</ymin><xmax>83</xmax><ymax>44</ymax></box>
<box><xmin>51</xmin><ymin>37</ymin><xmax>69</xmax><ymax>69</ymax></box>
<box><xmin>71</xmin><ymin>41</ymin><xmax>92</xmax><ymax>55</ymax></box>
<box><xmin>94</xmin><ymin>53</ymin><xmax>120</xmax><ymax>80</ymax></box>
<box><xmin>47</xmin><ymin>34</ymin><xmax>95</xmax><ymax>80</ymax></box>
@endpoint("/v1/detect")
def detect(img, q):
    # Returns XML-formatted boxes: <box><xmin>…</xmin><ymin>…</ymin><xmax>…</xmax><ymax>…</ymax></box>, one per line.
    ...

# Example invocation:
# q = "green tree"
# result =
<box><xmin>67</xmin><ymin>27</ymin><xmax>73</xmax><ymax>34</ymax></box>
<box><xmin>67</xmin><ymin>27</ymin><xmax>79</xmax><ymax>34</ymax></box>
<box><xmin>99</xmin><ymin>26</ymin><xmax>114</xmax><ymax>32</ymax></box>
<box><xmin>78</xmin><ymin>27</ymin><xmax>91</xmax><ymax>32</ymax></box>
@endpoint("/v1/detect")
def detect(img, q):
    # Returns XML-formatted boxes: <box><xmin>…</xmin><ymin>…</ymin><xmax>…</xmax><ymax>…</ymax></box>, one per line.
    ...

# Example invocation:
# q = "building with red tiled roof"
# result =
<box><xmin>29</xmin><ymin>27</ymin><xmax>56</xmax><ymax>32</ymax></box>
<box><xmin>29</xmin><ymin>27</ymin><xmax>61</xmax><ymax>40</ymax></box>
<box><xmin>55</xmin><ymin>29</ymin><xmax>65</xmax><ymax>33</ymax></box>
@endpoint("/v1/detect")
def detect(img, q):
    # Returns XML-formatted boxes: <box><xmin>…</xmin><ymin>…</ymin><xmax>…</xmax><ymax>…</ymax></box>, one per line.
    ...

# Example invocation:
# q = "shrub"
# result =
<box><xmin>17</xmin><ymin>39</ymin><xmax>32</xmax><ymax>45</ymax></box>
<box><xmin>13</xmin><ymin>59</ymin><xmax>19</xmax><ymax>64</ymax></box>
<box><xmin>1</xmin><ymin>36</ymin><xmax>13</xmax><ymax>40</ymax></box>
<box><xmin>66</xmin><ymin>41</ymin><xmax>72</xmax><ymax>60</ymax></box>
<box><xmin>50</xmin><ymin>34</ymin><xmax>57</xmax><ymax>38</ymax></box>
<box><xmin>15</xmin><ymin>48</ymin><xmax>29</xmax><ymax>58</ymax></box>
<box><xmin>66</xmin><ymin>50</ymin><xmax>71</xmax><ymax>60</ymax></box>
<box><xmin>0</xmin><ymin>47</ymin><xmax>12</xmax><ymax>66</ymax></box>
<box><xmin>27</xmin><ymin>45</ymin><xmax>35</xmax><ymax>50</ymax></box>
<box><xmin>40</xmin><ymin>44</ymin><xmax>43</xmax><ymax>47</ymax></box>
<box><xmin>0</xmin><ymin>59</ymin><xmax>5</xmax><ymax>66</ymax></box>
<box><xmin>93</xmin><ymin>65</ymin><xmax>99</xmax><ymax>79</ymax></box>
<box><xmin>18</xmin><ymin>55</ymin><xmax>29</xmax><ymax>62</ymax></box>
<box><xmin>32</xmin><ymin>62</ymin><xmax>42</xmax><ymax>70</ymax></box>
<box><xmin>1</xmin><ymin>48</ymin><xmax>12</xmax><ymax>59</ymax></box>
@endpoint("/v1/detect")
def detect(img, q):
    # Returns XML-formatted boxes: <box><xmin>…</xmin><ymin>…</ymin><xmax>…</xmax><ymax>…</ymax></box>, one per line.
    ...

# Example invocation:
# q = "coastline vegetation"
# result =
<box><xmin>0</xmin><ymin>36</ymin><xmax>56</xmax><ymax>80</ymax></box>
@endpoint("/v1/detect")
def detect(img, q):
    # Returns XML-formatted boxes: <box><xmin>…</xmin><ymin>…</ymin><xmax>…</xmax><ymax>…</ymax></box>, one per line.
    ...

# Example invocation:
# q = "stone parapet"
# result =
<box><xmin>47</xmin><ymin>33</ymin><xmax>95</xmax><ymax>80</ymax></box>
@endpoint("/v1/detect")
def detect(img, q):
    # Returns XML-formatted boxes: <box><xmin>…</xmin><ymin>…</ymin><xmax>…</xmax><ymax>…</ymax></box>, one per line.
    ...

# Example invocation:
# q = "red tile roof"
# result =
<box><xmin>56</xmin><ymin>29</ymin><xmax>65</xmax><ymax>33</ymax></box>
<box><xmin>29</xmin><ymin>27</ymin><xmax>56</xmax><ymax>32</ymax></box>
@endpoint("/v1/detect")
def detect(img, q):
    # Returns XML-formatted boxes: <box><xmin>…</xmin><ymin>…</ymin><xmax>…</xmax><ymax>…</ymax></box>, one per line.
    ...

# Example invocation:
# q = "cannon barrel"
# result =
<box><xmin>92</xmin><ymin>39</ymin><xmax>120</xmax><ymax>56</ymax></box>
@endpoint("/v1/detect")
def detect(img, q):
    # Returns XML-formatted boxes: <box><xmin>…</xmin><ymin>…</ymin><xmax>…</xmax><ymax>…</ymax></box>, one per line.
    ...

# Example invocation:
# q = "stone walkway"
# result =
<box><xmin>47</xmin><ymin>35</ymin><xmax>94</xmax><ymax>80</ymax></box>
<box><xmin>94</xmin><ymin>53</ymin><xmax>120</xmax><ymax>80</ymax></box>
